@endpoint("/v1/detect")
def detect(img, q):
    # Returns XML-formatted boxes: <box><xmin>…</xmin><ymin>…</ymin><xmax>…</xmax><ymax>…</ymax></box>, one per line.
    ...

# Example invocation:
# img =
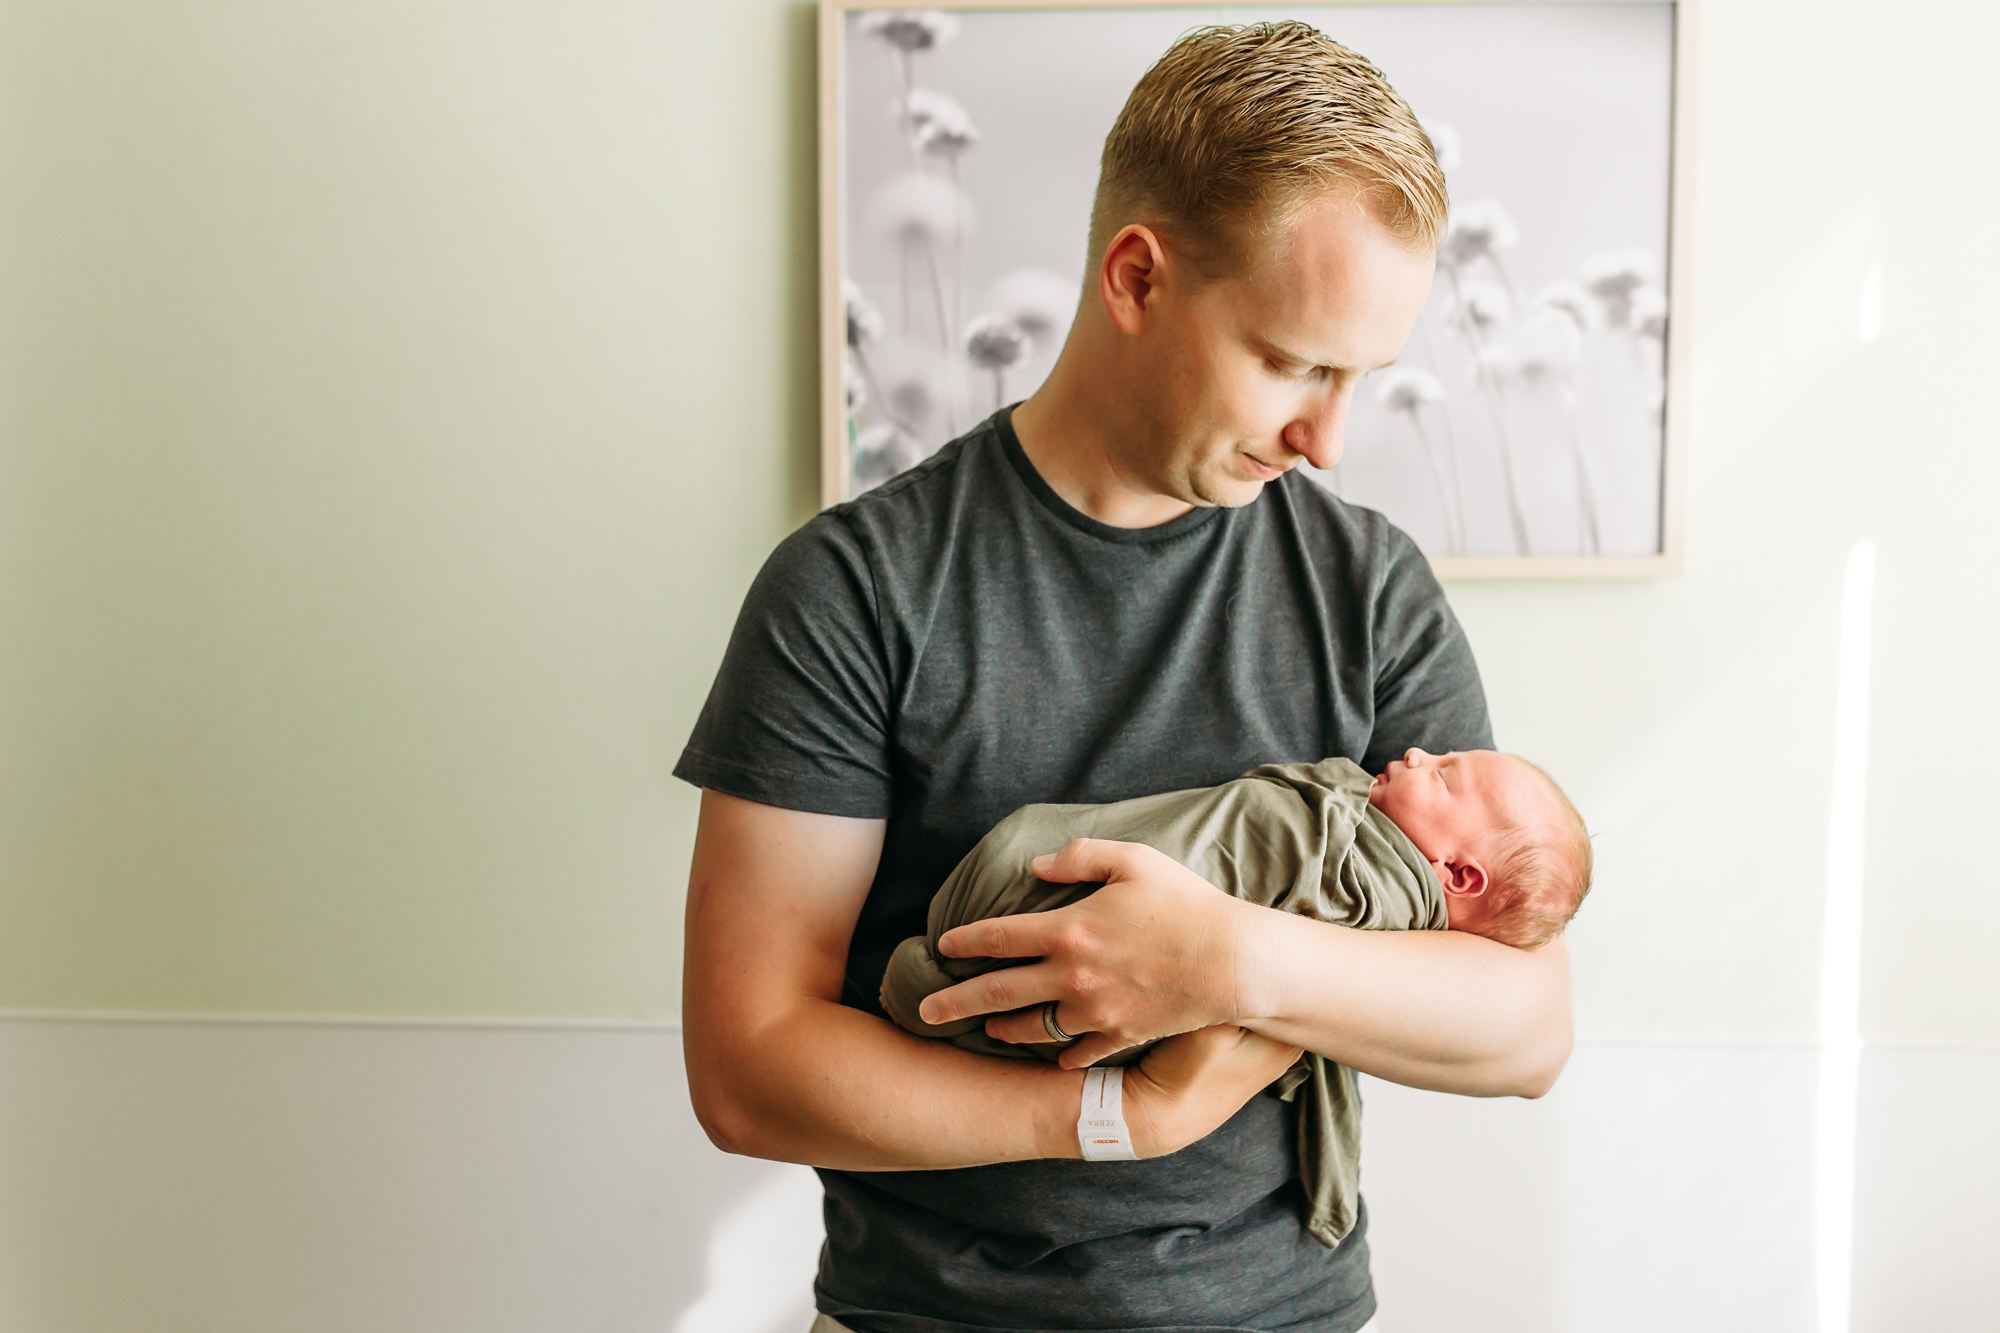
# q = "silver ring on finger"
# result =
<box><xmin>1041</xmin><ymin>1000</ymin><xmax>1075</xmax><ymax>1043</ymax></box>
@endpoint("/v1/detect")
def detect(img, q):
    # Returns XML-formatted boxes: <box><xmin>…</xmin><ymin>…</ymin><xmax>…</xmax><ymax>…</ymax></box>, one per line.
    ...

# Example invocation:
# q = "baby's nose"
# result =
<box><xmin>1404</xmin><ymin>747</ymin><xmax>1431</xmax><ymax>765</ymax></box>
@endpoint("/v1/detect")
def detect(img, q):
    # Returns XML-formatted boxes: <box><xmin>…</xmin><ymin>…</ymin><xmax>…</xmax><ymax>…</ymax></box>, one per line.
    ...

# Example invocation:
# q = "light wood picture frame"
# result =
<box><xmin>820</xmin><ymin>0</ymin><xmax>1696</xmax><ymax>579</ymax></box>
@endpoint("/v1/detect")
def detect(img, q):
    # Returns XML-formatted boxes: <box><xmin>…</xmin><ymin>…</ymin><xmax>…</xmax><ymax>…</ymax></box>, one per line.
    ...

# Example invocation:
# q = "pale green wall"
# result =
<box><xmin>2</xmin><ymin>1</ymin><xmax>1994</xmax><ymax>1036</ymax></box>
<box><xmin>0</xmin><ymin>0</ymin><xmax>820</xmax><ymax>1016</ymax></box>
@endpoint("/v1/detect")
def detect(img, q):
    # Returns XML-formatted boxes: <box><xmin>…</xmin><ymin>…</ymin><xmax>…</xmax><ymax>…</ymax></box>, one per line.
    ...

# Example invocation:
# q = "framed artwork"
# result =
<box><xmin>819</xmin><ymin>0</ymin><xmax>1696</xmax><ymax>577</ymax></box>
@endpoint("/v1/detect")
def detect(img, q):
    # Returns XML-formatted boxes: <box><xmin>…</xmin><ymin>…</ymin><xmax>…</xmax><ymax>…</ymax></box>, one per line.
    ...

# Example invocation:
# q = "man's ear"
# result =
<box><xmin>1098</xmin><ymin>224</ymin><xmax>1168</xmax><ymax>335</ymax></box>
<box><xmin>1432</xmin><ymin>856</ymin><xmax>1489</xmax><ymax>899</ymax></box>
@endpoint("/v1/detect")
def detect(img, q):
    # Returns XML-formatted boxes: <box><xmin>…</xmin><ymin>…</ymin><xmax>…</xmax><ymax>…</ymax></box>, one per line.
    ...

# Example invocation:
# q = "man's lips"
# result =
<box><xmin>1240</xmin><ymin>452</ymin><xmax>1291</xmax><ymax>481</ymax></box>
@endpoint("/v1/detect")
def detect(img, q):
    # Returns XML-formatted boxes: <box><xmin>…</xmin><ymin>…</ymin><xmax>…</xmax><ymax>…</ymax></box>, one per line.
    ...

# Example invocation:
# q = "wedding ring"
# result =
<box><xmin>1042</xmin><ymin>1001</ymin><xmax>1075</xmax><ymax>1043</ymax></box>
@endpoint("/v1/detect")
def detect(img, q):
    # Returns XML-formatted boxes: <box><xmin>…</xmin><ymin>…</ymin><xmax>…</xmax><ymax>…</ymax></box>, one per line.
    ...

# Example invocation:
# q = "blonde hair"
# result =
<box><xmin>1480</xmin><ymin>759</ymin><xmax>1593</xmax><ymax>950</ymax></box>
<box><xmin>1088</xmin><ymin>21</ymin><xmax>1449</xmax><ymax>274</ymax></box>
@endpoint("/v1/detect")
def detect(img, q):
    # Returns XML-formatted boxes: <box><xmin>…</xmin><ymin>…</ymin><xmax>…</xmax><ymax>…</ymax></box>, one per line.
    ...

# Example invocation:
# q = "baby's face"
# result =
<box><xmin>1366</xmin><ymin>748</ymin><xmax>1546</xmax><ymax>867</ymax></box>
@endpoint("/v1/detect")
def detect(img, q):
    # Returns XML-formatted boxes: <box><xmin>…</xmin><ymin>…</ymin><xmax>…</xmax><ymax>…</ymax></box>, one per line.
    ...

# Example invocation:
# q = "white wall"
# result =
<box><xmin>1452</xmin><ymin>0</ymin><xmax>2000</xmax><ymax>1050</ymax></box>
<box><xmin>0</xmin><ymin>1017</ymin><xmax>1991</xmax><ymax>1333</ymax></box>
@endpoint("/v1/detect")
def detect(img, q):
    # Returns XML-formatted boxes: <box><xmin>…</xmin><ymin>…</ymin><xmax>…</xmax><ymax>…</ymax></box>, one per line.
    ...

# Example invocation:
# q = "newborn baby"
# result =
<box><xmin>1363</xmin><ymin>746</ymin><xmax>1592</xmax><ymax>948</ymax></box>
<box><xmin>880</xmin><ymin>747</ymin><xmax>1591</xmax><ymax>1248</ymax></box>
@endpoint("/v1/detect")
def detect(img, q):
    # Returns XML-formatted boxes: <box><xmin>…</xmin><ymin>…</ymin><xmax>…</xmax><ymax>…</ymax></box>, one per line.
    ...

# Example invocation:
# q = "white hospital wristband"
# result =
<box><xmin>1076</xmin><ymin>1066</ymin><xmax>1138</xmax><ymax>1161</ymax></box>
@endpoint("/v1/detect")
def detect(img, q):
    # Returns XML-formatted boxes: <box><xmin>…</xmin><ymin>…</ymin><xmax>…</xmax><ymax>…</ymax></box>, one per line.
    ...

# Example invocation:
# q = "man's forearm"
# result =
<box><xmin>1233</xmin><ymin>904</ymin><xmax>1573</xmax><ymax>1097</ymax></box>
<box><xmin>686</xmin><ymin>997</ymin><xmax>1088</xmax><ymax>1171</ymax></box>
<box><xmin>933</xmin><ymin>840</ymin><xmax>1572</xmax><ymax>1092</ymax></box>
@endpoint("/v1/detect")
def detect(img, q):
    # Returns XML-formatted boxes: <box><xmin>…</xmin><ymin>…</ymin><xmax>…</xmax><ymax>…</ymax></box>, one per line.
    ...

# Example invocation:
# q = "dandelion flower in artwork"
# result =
<box><xmin>1441</xmin><ymin>198</ymin><xmax>1518</xmax><ymax>270</ymax></box>
<box><xmin>1374</xmin><ymin>366</ymin><xmax>1462</xmax><ymax>555</ymax></box>
<box><xmin>1625</xmin><ymin>286</ymin><xmax>1669</xmax><ymax>413</ymax></box>
<box><xmin>1629</xmin><ymin>286</ymin><xmax>1669</xmax><ymax>340</ymax></box>
<box><xmin>858</xmin><ymin>9</ymin><xmax>961</xmax><ymax>53</ymax></box>
<box><xmin>1376</xmin><ymin>366</ymin><xmax>1446</xmax><ymax>414</ymax></box>
<box><xmin>1472</xmin><ymin>343</ymin><xmax>1522</xmax><ymax>385</ymax></box>
<box><xmin>844</xmin><ymin>278</ymin><xmax>884</xmax><ymax>348</ymax></box>
<box><xmin>1533</xmin><ymin>279</ymin><xmax>1595</xmax><ymax>334</ymax></box>
<box><xmin>1508</xmin><ymin>308</ymin><xmax>1585</xmax><ymax>382</ymax></box>
<box><xmin>887</xmin><ymin>372</ymin><xmax>937</xmax><ymax>424</ymax></box>
<box><xmin>865</xmin><ymin>171</ymin><xmax>974</xmax><ymax>247</ymax></box>
<box><xmin>869</xmin><ymin>336</ymin><xmax>948</xmax><ymax>428</ymax></box>
<box><xmin>1581</xmin><ymin>250</ymin><xmax>1659</xmax><ymax>328</ymax></box>
<box><xmin>1421</xmin><ymin>119</ymin><xmax>1463</xmax><ymax>173</ymax></box>
<box><xmin>901</xmin><ymin>88</ymin><xmax>964</xmax><ymax>133</ymax></box>
<box><xmin>965</xmin><ymin>312</ymin><xmax>1030</xmax><ymax>369</ymax></box>
<box><xmin>903</xmin><ymin>88</ymin><xmax>980</xmax><ymax>159</ymax></box>
<box><xmin>885</xmin><ymin>382</ymin><xmax>934</xmax><ymax>429</ymax></box>
<box><xmin>917</xmin><ymin>118</ymin><xmax>978</xmax><ymax>159</ymax></box>
<box><xmin>1449</xmin><ymin>277</ymin><xmax>1513</xmax><ymax>338</ymax></box>
<box><xmin>965</xmin><ymin>312</ymin><xmax>1031</xmax><ymax>411</ymax></box>
<box><xmin>986</xmin><ymin>267</ymin><xmax>1078</xmax><ymax>344</ymax></box>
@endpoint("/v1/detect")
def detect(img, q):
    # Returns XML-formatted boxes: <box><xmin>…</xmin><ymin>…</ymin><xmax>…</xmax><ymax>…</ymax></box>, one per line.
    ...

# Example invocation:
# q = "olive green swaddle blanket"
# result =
<box><xmin>880</xmin><ymin>757</ymin><xmax>1445</xmax><ymax>1250</ymax></box>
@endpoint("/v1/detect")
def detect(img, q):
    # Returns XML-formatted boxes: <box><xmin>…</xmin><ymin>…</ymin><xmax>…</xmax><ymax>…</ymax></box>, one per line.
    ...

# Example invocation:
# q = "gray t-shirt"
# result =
<box><xmin>676</xmin><ymin>409</ymin><xmax>1491</xmax><ymax>1333</ymax></box>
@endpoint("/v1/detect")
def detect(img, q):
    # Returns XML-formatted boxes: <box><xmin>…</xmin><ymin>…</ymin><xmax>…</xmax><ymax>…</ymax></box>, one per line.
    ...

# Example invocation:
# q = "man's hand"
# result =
<box><xmin>918</xmin><ymin>839</ymin><xmax>1262</xmax><ymax>1069</ymax></box>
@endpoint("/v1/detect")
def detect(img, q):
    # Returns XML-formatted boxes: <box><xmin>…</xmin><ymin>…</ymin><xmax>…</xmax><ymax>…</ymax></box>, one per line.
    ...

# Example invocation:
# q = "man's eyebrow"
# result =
<box><xmin>1256</xmin><ymin>336</ymin><xmax>1396</xmax><ymax>373</ymax></box>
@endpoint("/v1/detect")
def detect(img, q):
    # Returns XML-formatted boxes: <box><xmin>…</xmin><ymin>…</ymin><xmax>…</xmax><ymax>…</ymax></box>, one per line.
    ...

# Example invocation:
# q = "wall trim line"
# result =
<box><xmin>1</xmin><ymin>1011</ymin><xmax>1992</xmax><ymax>1052</ymax></box>
<box><xmin>0</xmin><ymin>1008</ymin><xmax>684</xmax><ymax>1033</ymax></box>
<box><xmin>1576</xmin><ymin>1032</ymin><xmax>2000</xmax><ymax>1053</ymax></box>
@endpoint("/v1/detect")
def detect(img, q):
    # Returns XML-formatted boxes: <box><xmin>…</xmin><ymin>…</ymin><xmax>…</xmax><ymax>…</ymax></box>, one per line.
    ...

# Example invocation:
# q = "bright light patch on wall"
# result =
<box><xmin>1816</xmin><ymin>540</ymin><xmax>1875</xmax><ymax>1333</ymax></box>
<box><xmin>1857</xmin><ymin>264</ymin><xmax>1883</xmax><ymax>343</ymax></box>
<box><xmin>675</xmin><ymin>1165</ymin><xmax>824</xmax><ymax>1333</ymax></box>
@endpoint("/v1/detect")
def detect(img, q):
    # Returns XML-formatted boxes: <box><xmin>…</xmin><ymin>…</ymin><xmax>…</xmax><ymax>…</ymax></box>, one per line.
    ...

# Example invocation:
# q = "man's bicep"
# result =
<box><xmin>683</xmin><ymin>789</ymin><xmax>886</xmax><ymax>1021</ymax></box>
<box><xmin>676</xmin><ymin>520</ymin><xmax>896</xmax><ymax>820</ymax></box>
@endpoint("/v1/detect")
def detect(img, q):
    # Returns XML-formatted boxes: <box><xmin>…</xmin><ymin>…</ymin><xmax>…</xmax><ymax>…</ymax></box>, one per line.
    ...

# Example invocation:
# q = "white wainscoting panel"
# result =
<box><xmin>1361</xmin><ymin>1040</ymin><xmax>1822</xmax><ymax>1332</ymax></box>
<box><xmin>0</xmin><ymin>1017</ymin><xmax>821</xmax><ymax>1333</ymax></box>
<box><xmin>0</xmin><ymin>1018</ymin><xmax>1989</xmax><ymax>1333</ymax></box>
<box><xmin>1850</xmin><ymin>1045</ymin><xmax>1999</xmax><ymax>1332</ymax></box>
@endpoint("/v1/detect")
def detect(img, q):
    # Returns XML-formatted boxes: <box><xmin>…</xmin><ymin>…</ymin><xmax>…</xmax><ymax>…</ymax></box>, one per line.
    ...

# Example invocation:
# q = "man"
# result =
<box><xmin>679</xmin><ymin>22</ymin><xmax>1572</xmax><ymax>1333</ymax></box>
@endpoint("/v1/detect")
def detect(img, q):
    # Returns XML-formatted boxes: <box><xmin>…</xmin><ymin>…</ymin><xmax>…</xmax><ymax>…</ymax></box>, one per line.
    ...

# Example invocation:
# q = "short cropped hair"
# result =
<box><xmin>1480</xmin><ymin>760</ymin><xmax>1594</xmax><ymax>950</ymax></box>
<box><xmin>1088</xmin><ymin>21</ymin><xmax>1448</xmax><ymax>274</ymax></box>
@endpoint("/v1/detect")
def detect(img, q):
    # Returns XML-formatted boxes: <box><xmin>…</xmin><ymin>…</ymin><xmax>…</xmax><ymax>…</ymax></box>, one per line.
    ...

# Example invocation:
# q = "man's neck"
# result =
<box><xmin>1010</xmin><ymin>355</ymin><xmax>1196</xmax><ymax>530</ymax></box>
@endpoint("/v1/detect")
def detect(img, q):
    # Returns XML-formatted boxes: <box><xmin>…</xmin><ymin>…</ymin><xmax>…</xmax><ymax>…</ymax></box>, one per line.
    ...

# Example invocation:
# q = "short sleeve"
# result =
<box><xmin>674</xmin><ymin>515</ymin><xmax>895</xmax><ymax>818</ymax></box>
<box><xmin>1361</xmin><ymin>527</ymin><xmax>1494</xmax><ymax>773</ymax></box>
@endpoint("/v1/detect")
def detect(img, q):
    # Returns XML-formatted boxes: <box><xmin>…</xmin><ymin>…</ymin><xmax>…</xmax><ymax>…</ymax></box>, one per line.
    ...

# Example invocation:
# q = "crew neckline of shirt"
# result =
<box><xmin>994</xmin><ymin>405</ymin><xmax>1227</xmax><ymax>546</ymax></box>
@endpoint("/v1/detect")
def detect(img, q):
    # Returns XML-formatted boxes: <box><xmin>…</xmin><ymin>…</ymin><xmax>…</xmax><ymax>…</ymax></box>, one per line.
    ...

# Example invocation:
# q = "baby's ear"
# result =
<box><xmin>1433</xmin><ymin>857</ymin><xmax>1489</xmax><ymax>899</ymax></box>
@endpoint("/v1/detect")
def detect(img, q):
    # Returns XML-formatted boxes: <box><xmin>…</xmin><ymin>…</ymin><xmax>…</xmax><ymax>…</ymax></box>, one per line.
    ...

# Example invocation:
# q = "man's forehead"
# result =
<box><xmin>1232</xmin><ymin>200</ymin><xmax>1435</xmax><ymax>365</ymax></box>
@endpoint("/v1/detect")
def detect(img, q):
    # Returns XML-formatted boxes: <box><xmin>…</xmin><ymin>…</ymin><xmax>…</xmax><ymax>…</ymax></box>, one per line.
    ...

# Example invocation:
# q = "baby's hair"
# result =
<box><xmin>1478</xmin><ymin>758</ymin><xmax>1593</xmax><ymax>950</ymax></box>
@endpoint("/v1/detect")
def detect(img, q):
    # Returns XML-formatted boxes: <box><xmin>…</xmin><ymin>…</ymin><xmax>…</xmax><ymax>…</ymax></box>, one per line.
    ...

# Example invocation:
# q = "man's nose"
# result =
<box><xmin>1281</xmin><ymin>388</ymin><xmax>1353</xmax><ymax>471</ymax></box>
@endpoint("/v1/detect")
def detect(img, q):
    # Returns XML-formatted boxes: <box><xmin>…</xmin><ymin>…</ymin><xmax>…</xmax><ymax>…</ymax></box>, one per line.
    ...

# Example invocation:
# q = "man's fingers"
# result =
<box><xmin>1029</xmin><ymin>838</ymin><xmax>1144</xmax><ymax>885</ymax></box>
<box><xmin>1058</xmin><ymin>1033</ymin><xmax>1131</xmax><ymax>1069</ymax></box>
<box><xmin>937</xmin><ymin>913</ymin><xmax>1056</xmax><ymax>962</ymax></box>
<box><xmin>977</xmin><ymin>1008</ymin><xmax>1133</xmax><ymax>1068</ymax></box>
<box><xmin>917</xmin><ymin>960</ymin><xmax>1058</xmax><ymax>1026</ymax></box>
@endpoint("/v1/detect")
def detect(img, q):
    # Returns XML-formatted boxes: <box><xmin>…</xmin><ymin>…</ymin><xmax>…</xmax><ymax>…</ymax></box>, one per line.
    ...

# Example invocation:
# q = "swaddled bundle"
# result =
<box><xmin>880</xmin><ymin>757</ymin><xmax>1445</xmax><ymax>1249</ymax></box>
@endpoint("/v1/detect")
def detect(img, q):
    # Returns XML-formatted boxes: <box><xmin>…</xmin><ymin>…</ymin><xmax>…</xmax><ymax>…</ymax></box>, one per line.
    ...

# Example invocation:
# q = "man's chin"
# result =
<box><xmin>1189</xmin><ymin>472</ymin><xmax>1271</xmax><ymax>509</ymax></box>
